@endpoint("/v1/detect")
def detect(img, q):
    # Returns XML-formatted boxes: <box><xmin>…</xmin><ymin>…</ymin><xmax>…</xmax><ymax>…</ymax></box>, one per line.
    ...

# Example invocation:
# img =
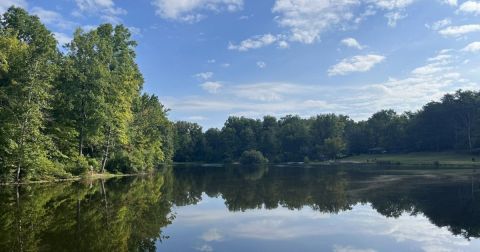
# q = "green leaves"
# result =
<box><xmin>0</xmin><ymin>7</ymin><xmax>174</xmax><ymax>182</ymax></box>
<box><xmin>0</xmin><ymin>8</ymin><xmax>58</xmax><ymax>181</ymax></box>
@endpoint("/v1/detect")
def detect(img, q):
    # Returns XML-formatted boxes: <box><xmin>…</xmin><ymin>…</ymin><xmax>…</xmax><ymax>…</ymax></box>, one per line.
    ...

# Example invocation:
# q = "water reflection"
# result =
<box><xmin>1</xmin><ymin>165</ymin><xmax>480</xmax><ymax>251</ymax></box>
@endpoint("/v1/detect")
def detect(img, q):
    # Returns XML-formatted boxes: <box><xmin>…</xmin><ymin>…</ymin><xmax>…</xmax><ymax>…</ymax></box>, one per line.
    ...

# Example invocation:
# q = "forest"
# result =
<box><xmin>0</xmin><ymin>7</ymin><xmax>174</xmax><ymax>182</ymax></box>
<box><xmin>173</xmin><ymin>89</ymin><xmax>480</xmax><ymax>163</ymax></box>
<box><xmin>1</xmin><ymin>7</ymin><xmax>479</xmax><ymax>183</ymax></box>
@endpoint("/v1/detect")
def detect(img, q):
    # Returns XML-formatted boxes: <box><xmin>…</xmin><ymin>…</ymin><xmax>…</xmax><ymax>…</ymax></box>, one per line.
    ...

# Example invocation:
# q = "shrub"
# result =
<box><xmin>106</xmin><ymin>152</ymin><xmax>135</xmax><ymax>174</ymax></box>
<box><xmin>239</xmin><ymin>150</ymin><xmax>268</xmax><ymax>165</ymax></box>
<box><xmin>67</xmin><ymin>155</ymin><xmax>90</xmax><ymax>175</ymax></box>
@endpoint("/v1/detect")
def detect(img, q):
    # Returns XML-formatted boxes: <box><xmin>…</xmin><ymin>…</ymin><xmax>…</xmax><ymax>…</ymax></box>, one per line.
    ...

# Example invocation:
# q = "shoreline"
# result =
<box><xmin>3</xmin><ymin>155</ymin><xmax>480</xmax><ymax>185</ymax></box>
<box><xmin>0</xmin><ymin>172</ymin><xmax>148</xmax><ymax>186</ymax></box>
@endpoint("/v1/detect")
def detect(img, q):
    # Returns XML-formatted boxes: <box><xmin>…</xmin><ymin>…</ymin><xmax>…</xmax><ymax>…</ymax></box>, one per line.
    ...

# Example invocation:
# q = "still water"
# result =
<box><xmin>1</xmin><ymin>165</ymin><xmax>480</xmax><ymax>251</ymax></box>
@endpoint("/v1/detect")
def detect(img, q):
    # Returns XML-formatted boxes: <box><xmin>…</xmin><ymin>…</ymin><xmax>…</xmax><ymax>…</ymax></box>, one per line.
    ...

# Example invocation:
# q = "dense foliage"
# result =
<box><xmin>0</xmin><ymin>7</ymin><xmax>174</xmax><ymax>182</ymax></box>
<box><xmin>173</xmin><ymin>90</ymin><xmax>480</xmax><ymax>163</ymax></box>
<box><xmin>239</xmin><ymin>150</ymin><xmax>268</xmax><ymax>165</ymax></box>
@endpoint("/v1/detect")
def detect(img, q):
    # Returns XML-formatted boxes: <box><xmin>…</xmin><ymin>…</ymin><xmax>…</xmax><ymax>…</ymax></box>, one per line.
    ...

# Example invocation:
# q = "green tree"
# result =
<box><xmin>0</xmin><ymin>7</ymin><xmax>59</xmax><ymax>181</ymax></box>
<box><xmin>173</xmin><ymin>121</ymin><xmax>205</xmax><ymax>162</ymax></box>
<box><xmin>111</xmin><ymin>94</ymin><xmax>172</xmax><ymax>173</ymax></box>
<box><xmin>324</xmin><ymin>137</ymin><xmax>346</xmax><ymax>160</ymax></box>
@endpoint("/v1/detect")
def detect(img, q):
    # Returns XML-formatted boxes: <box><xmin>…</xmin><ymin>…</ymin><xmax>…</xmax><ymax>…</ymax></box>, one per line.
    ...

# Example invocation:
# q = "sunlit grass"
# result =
<box><xmin>342</xmin><ymin>151</ymin><xmax>480</xmax><ymax>166</ymax></box>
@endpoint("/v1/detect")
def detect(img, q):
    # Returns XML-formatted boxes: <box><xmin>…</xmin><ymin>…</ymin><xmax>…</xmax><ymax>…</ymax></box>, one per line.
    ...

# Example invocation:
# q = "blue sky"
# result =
<box><xmin>2</xmin><ymin>0</ymin><xmax>480</xmax><ymax>128</ymax></box>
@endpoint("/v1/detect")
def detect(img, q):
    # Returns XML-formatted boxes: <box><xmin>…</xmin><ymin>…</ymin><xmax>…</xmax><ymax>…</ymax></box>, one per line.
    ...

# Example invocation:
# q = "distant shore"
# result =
<box><xmin>337</xmin><ymin>151</ymin><xmax>480</xmax><ymax>167</ymax></box>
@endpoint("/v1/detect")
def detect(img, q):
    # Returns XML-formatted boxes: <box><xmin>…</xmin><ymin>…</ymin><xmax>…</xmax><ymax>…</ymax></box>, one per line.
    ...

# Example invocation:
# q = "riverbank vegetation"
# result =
<box><xmin>0</xmin><ymin>7</ymin><xmax>173</xmax><ymax>183</ymax></box>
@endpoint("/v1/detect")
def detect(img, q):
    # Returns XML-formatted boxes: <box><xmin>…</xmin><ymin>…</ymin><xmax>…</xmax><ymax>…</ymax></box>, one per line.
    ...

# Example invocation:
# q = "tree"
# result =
<box><xmin>309</xmin><ymin>114</ymin><xmax>349</xmax><ymax>160</ymax></box>
<box><xmin>239</xmin><ymin>150</ymin><xmax>268</xmax><ymax>165</ymax></box>
<box><xmin>108</xmin><ymin>94</ymin><xmax>172</xmax><ymax>173</ymax></box>
<box><xmin>324</xmin><ymin>137</ymin><xmax>346</xmax><ymax>160</ymax></box>
<box><xmin>278</xmin><ymin>115</ymin><xmax>310</xmax><ymax>161</ymax></box>
<box><xmin>173</xmin><ymin>121</ymin><xmax>205</xmax><ymax>162</ymax></box>
<box><xmin>59</xmin><ymin>24</ymin><xmax>144</xmax><ymax>172</ymax></box>
<box><xmin>0</xmin><ymin>7</ymin><xmax>59</xmax><ymax>181</ymax></box>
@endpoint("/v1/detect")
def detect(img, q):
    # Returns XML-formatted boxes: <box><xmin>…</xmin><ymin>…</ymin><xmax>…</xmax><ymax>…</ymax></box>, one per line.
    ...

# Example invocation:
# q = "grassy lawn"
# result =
<box><xmin>341</xmin><ymin>151</ymin><xmax>480</xmax><ymax>166</ymax></box>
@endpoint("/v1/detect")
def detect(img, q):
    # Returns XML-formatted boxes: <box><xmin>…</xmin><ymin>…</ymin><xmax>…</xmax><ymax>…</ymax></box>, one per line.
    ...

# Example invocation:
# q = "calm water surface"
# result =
<box><xmin>1</xmin><ymin>165</ymin><xmax>480</xmax><ymax>251</ymax></box>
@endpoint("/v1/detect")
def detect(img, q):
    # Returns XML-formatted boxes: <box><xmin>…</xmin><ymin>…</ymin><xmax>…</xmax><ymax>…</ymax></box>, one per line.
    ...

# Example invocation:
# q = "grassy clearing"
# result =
<box><xmin>341</xmin><ymin>151</ymin><xmax>480</xmax><ymax>166</ymax></box>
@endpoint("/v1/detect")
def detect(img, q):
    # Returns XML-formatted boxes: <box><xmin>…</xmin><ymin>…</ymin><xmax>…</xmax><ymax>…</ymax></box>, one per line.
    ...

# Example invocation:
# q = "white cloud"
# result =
<box><xmin>384</xmin><ymin>11</ymin><xmax>407</xmax><ymax>27</ymax></box>
<box><xmin>53</xmin><ymin>32</ymin><xmax>73</xmax><ymax>45</ymax></box>
<box><xmin>228</xmin><ymin>34</ymin><xmax>279</xmax><ymax>51</ymax></box>
<box><xmin>438</xmin><ymin>24</ymin><xmax>480</xmax><ymax>37</ymax></box>
<box><xmin>462</xmin><ymin>41</ymin><xmax>480</xmax><ymax>52</ymax></box>
<box><xmin>0</xmin><ymin>0</ymin><xmax>27</xmax><ymax>13</ymax></box>
<box><xmin>256</xmin><ymin>61</ymin><xmax>267</xmax><ymax>69</ymax></box>
<box><xmin>328</xmin><ymin>54</ymin><xmax>385</xmax><ymax>76</ymax></box>
<box><xmin>230</xmin><ymin>0</ymin><xmax>416</xmax><ymax>51</ymax></box>
<box><xmin>368</xmin><ymin>0</ymin><xmax>414</xmax><ymax>26</ymax></box>
<box><xmin>458</xmin><ymin>1</ymin><xmax>480</xmax><ymax>15</ymax></box>
<box><xmin>278</xmin><ymin>40</ymin><xmax>290</xmax><ymax>48</ymax></box>
<box><xmin>195</xmin><ymin>72</ymin><xmax>214</xmax><ymax>80</ymax></box>
<box><xmin>128</xmin><ymin>26</ymin><xmax>142</xmax><ymax>36</ymax></box>
<box><xmin>31</xmin><ymin>7</ymin><xmax>76</xmax><ymax>30</ymax></box>
<box><xmin>333</xmin><ymin>245</ymin><xmax>377</xmax><ymax>252</ymax></box>
<box><xmin>426</xmin><ymin>18</ymin><xmax>451</xmax><ymax>30</ymax></box>
<box><xmin>221</xmin><ymin>63</ymin><xmax>231</xmax><ymax>68</ymax></box>
<box><xmin>207</xmin><ymin>59</ymin><xmax>216</xmax><ymax>64</ymax></box>
<box><xmin>443</xmin><ymin>0</ymin><xmax>457</xmax><ymax>6</ymax></box>
<box><xmin>200</xmin><ymin>81</ymin><xmax>223</xmax><ymax>93</ymax></box>
<box><xmin>368</xmin><ymin>0</ymin><xmax>415</xmax><ymax>10</ymax></box>
<box><xmin>231</xmin><ymin>83</ymin><xmax>316</xmax><ymax>102</ymax></box>
<box><xmin>272</xmin><ymin>0</ymin><xmax>360</xmax><ymax>44</ymax></box>
<box><xmin>195</xmin><ymin>244</ymin><xmax>213</xmax><ymax>252</ymax></box>
<box><xmin>152</xmin><ymin>0</ymin><xmax>243</xmax><ymax>22</ymax></box>
<box><xmin>427</xmin><ymin>54</ymin><xmax>451</xmax><ymax>61</ymax></box>
<box><xmin>74</xmin><ymin>0</ymin><xmax>126</xmax><ymax>23</ymax></box>
<box><xmin>186</xmin><ymin>115</ymin><xmax>207</xmax><ymax>121</ymax></box>
<box><xmin>201</xmin><ymin>228</ymin><xmax>223</xmax><ymax>241</ymax></box>
<box><xmin>341</xmin><ymin>37</ymin><xmax>364</xmax><ymax>49</ymax></box>
<box><xmin>411</xmin><ymin>62</ymin><xmax>450</xmax><ymax>75</ymax></box>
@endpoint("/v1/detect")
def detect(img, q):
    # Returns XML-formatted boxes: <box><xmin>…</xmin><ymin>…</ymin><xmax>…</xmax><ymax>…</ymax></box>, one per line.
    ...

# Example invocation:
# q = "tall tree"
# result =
<box><xmin>0</xmin><ymin>7</ymin><xmax>59</xmax><ymax>181</ymax></box>
<box><xmin>59</xmin><ymin>24</ymin><xmax>143</xmax><ymax>172</ymax></box>
<box><xmin>123</xmin><ymin>94</ymin><xmax>172</xmax><ymax>172</ymax></box>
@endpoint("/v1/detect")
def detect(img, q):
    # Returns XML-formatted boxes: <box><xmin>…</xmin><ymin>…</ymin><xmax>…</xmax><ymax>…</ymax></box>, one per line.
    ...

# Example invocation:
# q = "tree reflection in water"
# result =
<box><xmin>1</xmin><ymin>165</ymin><xmax>479</xmax><ymax>251</ymax></box>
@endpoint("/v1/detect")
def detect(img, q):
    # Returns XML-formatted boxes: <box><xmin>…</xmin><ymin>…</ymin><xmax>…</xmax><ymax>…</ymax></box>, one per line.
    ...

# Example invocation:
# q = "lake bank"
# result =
<box><xmin>339</xmin><ymin>151</ymin><xmax>480</xmax><ymax>167</ymax></box>
<box><xmin>4</xmin><ymin>153</ymin><xmax>480</xmax><ymax>185</ymax></box>
<box><xmin>0</xmin><ymin>172</ymin><xmax>146</xmax><ymax>186</ymax></box>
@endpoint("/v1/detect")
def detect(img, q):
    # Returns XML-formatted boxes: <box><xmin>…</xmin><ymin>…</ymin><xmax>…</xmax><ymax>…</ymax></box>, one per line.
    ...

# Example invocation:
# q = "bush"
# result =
<box><xmin>106</xmin><ymin>152</ymin><xmax>135</xmax><ymax>174</ymax></box>
<box><xmin>67</xmin><ymin>155</ymin><xmax>90</xmax><ymax>175</ymax></box>
<box><xmin>239</xmin><ymin>150</ymin><xmax>268</xmax><ymax>165</ymax></box>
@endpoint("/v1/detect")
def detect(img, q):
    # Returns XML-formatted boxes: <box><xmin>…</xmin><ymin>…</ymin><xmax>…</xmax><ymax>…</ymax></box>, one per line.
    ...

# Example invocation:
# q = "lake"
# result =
<box><xmin>1</xmin><ymin>165</ymin><xmax>480</xmax><ymax>252</ymax></box>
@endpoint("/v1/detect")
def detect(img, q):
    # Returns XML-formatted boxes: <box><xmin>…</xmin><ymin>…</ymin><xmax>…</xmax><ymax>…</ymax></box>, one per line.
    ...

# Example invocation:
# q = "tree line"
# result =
<box><xmin>0</xmin><ymin>7</ymin><xmax>174</xmax><ymax>182</ymax></box>
<box><xmin>173</xmin><ymin>90</ymin><xmax>480</xmax><ymax>163</ymax></box>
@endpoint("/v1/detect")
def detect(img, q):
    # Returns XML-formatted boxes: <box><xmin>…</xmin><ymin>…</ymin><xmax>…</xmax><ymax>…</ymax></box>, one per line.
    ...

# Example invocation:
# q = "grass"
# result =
<box><xmin>340</xmin><ymin>151</ymin><xmax>480</xmax><ymax>166</ymax></box>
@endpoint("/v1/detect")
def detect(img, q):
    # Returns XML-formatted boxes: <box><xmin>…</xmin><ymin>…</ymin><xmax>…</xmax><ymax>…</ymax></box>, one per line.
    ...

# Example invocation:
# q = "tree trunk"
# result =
<box><xmin>79</xmin><ymin>126</ymin><xmax>84</xmax><ymax>157</ymax></box>
<box><xmin>79</xmin><ymin>100</ymin><xmax>86</xmax><ymax>157</ymax></box>
<box><xmin>100</xmin><ymin>127</ymin><xmax>112</xmax><ymax>173</ymax></box>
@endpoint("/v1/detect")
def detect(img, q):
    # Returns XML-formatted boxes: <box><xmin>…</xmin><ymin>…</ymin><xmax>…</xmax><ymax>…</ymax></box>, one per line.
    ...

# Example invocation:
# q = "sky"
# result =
<box><xmin>2</xmin><ymin>0</ymin><xmax>480</xmax><ymax>129</ymax></box>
